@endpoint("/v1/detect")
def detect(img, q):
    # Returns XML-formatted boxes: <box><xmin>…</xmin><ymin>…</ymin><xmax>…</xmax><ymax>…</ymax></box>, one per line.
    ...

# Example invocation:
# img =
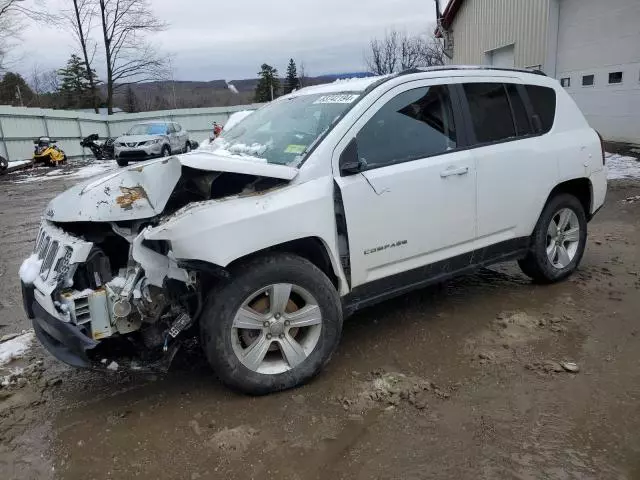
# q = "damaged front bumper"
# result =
<box><xmin>23</xmin><ymin>281</ymin><xmax>97</xmax><ymax>368</ymax></box>
<box><xmin>21</xmin><ymin>220</ymin><xmax>192</xmax><ymax>373</ymax></box>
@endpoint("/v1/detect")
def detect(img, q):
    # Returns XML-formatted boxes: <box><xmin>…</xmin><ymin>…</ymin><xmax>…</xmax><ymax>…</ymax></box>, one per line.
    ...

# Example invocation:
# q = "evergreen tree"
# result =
<box><xmin>125</xmin><ymin>86</ymin><xmax>138</xmax><ymax>113</ymax></box>
<box><xmin>57</xmin><ymin>54</ymin><xmax>99</xmax><ymax>109</ymax></box>
<box><xmin>284</xmin><ymin>58</ymin><xmax>299</xmax><ymax>94</ymax></box>
<box><xmin>0</xmin><ymin>72</ymin><xmax>35</xmax><ymax>106</ymax></box>
<box><xmin>254</xmin><ymin>64</ymin><xmax>281</xmax><ymax>102</ymax></box>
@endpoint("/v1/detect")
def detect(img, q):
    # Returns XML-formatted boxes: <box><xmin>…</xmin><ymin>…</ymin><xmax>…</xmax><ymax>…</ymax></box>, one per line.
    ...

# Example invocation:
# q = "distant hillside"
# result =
<box><xmin>107</xmin><ymin>72</ymin><xmax>373</xmax><ymax>112</ymax></box>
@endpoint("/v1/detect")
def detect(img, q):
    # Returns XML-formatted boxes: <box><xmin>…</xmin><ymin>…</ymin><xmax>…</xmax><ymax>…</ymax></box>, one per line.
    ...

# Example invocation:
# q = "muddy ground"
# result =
<box><xmin>1</xmin><ymin>161</ymin><xmax>640</xmax><ymax>480</ymax></box>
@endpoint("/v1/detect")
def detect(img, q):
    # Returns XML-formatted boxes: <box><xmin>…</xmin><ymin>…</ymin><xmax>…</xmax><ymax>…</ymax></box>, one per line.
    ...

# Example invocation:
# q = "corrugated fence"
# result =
<box><xmin>0</xmin><ymin>104</ymin><xmax>263</xmax><ymax>162</ymax></box>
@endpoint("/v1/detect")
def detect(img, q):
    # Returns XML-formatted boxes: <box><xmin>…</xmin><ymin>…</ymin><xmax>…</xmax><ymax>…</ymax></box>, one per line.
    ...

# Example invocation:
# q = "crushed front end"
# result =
<box><xmin>22</xmin><ymin>220</ymin><xmax>200</xmax><ymax>372</ymax></box>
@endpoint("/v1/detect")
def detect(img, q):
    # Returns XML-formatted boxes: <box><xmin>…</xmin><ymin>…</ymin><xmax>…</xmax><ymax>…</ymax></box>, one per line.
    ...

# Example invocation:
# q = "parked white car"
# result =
<box><xmin>21</xmin><ymin>67</ymin><xmax>607</xmax><ymax>395</ymax></box>
<box><xmin>114</xmin><ymin>121</ymin><xmax>190</xmax><ymax>167</ymax></box>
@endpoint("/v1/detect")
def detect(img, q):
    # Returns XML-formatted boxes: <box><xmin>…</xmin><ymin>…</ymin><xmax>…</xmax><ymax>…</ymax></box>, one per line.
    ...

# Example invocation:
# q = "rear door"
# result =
<box><xmin>457</xmin><ymin>79</ymin><xmax>558</xmax><ymax>244</ymax></box>
<box><xmin>333</xmin><ymin>80</ymin><xmax>477</xmax><ymax>289</ymax></box>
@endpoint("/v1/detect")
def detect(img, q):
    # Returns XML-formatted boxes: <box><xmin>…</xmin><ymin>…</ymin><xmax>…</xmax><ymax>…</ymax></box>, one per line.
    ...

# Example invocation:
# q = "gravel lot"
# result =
<box><xmin>1</xmin><ymin>158</ymin><xmax>640</xmax><ymax>480</ymax></box>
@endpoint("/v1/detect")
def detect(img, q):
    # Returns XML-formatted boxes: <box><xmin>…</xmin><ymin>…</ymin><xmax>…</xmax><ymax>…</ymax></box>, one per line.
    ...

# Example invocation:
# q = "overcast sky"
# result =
<box><xmin>16</xmin><ymin>0</ymin><xmax>437</xmax><ymax>81</ymax></box>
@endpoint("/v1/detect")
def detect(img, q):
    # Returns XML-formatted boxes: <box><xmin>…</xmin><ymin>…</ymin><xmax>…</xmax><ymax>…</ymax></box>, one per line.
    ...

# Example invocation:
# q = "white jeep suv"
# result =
<box><xmin>21</xmin><ymin>67</ymin><xmax>607</xmax><ymax>394</ymax></box>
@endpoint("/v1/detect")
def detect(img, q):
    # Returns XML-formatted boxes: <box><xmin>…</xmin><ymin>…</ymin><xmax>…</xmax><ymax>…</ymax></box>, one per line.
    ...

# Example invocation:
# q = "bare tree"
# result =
<box><xmin>366</xmin><ymin>29</ymin><xmax>444</xmax><ymax>75</ymax></box>
<box><xmin>61</xmin><ymin>0</ymin><xmax>100</xmax><ymax>113</ymax></box>
<box><xmin>97</xmin><ymin>0</ymin><xmax>166</xmax><ymax>113</ymax></box>
<box><xmin>0</xmin><ymin>0</ymin><xmax>51</xmax><ymax>70</ymax></box>
<box><xmin>298</xmin><ymin>60</ymin><xmax>307</xmax><ymax>88</ymax></box>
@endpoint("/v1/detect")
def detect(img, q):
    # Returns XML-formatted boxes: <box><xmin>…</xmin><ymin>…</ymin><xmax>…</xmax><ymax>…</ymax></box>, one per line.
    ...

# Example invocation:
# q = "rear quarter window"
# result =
<box><xmin>524</xmin><ymin>85</ymin><xmax>556</xmax><ymax>134</ymax></box>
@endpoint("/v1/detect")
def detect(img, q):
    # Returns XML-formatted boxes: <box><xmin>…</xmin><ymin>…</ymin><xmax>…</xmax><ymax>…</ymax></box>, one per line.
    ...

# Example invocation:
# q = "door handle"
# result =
<box><xmin>440</xmin><ymin>166</ymin><xmax>469</xmax><ymax>178</ymax></box>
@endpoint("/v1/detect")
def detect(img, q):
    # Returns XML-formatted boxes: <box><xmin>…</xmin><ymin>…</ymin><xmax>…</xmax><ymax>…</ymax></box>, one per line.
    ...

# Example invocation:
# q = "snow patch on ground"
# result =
<box><xmin>607</xmin><ymin>152</ymin><xmax>640</xmax><ymax>180</ymax></box>
<box><xmin>0</xmin><ymin>331</ymin><xmax>35</xmax><ymax>366</ymax></box>
<box><xmin>19</xmin><ymin>254</ymin><xmax>42</xmax><ymax>285</ymax></box>
<box><xmin>8</xmin><ymin>160</ymin><xmax>32</xmax><ymax>169</ymax></box>
<box><xmin>12</xmin><ymin>160</ymin><xmax>117</xmax><ymax>184</ymax></box>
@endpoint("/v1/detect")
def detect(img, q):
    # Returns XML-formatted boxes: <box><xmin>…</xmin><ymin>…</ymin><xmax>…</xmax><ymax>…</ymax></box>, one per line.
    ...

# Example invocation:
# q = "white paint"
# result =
<box><xmin>19</xmin><ymin>254</ymin><xmax>43</xmax><ymax>285</ymax></box>
<box><xmin>179</xmin><ymin>151</ymin><xmax>298</xmax><ymax>180</ymax></box>
<box><xmin>0</xmin><ymin>330</ymin><xmax>35</xmax><ymax>366</ymax></box>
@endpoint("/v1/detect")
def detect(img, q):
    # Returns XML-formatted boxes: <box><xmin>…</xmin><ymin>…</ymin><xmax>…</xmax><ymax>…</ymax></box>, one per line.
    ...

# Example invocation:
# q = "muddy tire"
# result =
<box><xmin>200</xmin><ymin>253</ymin><xmax>343</xmax><ymax>395</ymax></box>
<box><xmin>116</xmin><ymin>158</ymin><xmax>128</xmax><ymax>167</ymax></box>
<box><xmin>518</xmin><ymin>194</ymin><xmax>587</xmax><ymax>284</ymax></box>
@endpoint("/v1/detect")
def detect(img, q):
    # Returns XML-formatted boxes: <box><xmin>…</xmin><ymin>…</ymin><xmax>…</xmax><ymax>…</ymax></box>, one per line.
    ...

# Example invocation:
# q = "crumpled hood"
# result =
<box><xmin>115</xmin><ymin>134</ymin><xmax>165</xmax><ymax>144</ymax></box>
<box><xmin>45</xmin><ymin>153</ymin><xmax>298</xmax><ymax>222</ymax></box>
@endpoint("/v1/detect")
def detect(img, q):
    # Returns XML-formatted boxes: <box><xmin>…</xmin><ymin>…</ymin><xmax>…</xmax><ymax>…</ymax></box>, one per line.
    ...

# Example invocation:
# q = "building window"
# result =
<box><xmin>609</xmin><ymin>72</ymin><xmax>623</xmax><ymax>84</ymax></box>
<box><xmin>582</xmin><ymin>75</ymin><xmax>594</xmax><ymax>86</ymax></box>
<box><xmin>560</xmin><ymin>77</ymin><xmax>570</xmax><ymax>88</ymax></box>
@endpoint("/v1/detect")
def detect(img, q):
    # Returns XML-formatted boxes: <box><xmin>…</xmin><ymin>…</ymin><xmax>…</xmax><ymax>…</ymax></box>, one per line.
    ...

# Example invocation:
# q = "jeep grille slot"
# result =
<box><xmin>73</xmin><ymin>297</ymin><xmax>92</xmax><ymax>326</ymax></box>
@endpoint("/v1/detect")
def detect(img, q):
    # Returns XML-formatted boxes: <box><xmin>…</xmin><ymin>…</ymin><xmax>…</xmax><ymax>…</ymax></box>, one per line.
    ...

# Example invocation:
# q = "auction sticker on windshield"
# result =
<box><xmin>285</xmin><ymin>144</ymin><xmax>306</xmax><ymax>154</ymax></box>
<box><xmin>313</xmin><ymin>94</ymin><xmax>360</xmax><ymax>104</ymax></box>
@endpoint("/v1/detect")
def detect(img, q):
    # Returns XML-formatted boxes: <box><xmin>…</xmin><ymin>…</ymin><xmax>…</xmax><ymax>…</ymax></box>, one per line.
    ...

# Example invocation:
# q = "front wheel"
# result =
<box><xmin>200</xmin><ymin>253</ymin><xmax>343</xmax><ymax>395</ymax></box>
<box><xmin>116</xmin><ymin>157</ymin><xmax>128</xmax><ymax>167</ymax></box>
<box><xmin>161</xmin><ymin>145</ymin><xmax>171</xmax><ymax>157</ymax></box>
<box><xmin>184</xmin><ymin>142</ymin><xmax>191</xmax><ymax>153</ymax></box>
<box><xmin>518</xmin><ymin>193</ymin><xmax>587</xmax><ymax>283</ymax></box>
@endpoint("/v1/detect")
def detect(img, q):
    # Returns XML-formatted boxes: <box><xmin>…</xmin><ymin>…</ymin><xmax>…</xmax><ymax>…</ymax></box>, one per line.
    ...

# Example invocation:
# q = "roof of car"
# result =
<box><xmin>292</xmin><ymin>66</ymin><xmax>548</xmax><ymax>97</ymax></box>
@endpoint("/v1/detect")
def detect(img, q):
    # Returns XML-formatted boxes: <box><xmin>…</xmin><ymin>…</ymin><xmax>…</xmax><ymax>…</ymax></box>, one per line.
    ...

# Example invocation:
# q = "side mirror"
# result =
<box><xmin>339</xmin><ymin>138</ymin><xmax>364</xmax><ymax>176</ymax></box>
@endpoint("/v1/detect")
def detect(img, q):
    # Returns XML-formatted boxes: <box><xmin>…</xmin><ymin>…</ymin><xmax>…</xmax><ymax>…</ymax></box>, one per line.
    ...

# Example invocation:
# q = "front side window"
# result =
<box><xmin>463</xmin><ymin>83</ymin><xmax>516</xmax><ymax>144</ymax></box>
<box><xmin>356</xmin><ymin>85</ymin><xmax>457</xmax><ymax>169</ymax></box>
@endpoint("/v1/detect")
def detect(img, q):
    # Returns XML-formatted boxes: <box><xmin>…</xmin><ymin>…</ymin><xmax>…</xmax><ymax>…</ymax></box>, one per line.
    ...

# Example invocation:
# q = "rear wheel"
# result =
<box><xmin>518</xmin><ymin>194</ymin><xmax>587</xmax><ymax>283</ymax></box>
<box><xmin>0</xmin><ymin>155</ymin><xmax>7</xmax><ymax>172</ymax></box>
<box><xmin>200</xmin><ymin>253</ymin><xmax>343</xmax><ymax>395</ymax></box>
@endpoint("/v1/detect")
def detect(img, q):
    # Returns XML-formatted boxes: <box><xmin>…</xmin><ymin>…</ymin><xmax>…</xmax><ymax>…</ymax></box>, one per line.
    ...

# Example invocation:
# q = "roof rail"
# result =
<box><xmin>398</xmin><ymin>65</ymin><xmax>547</xmax><ymax>76</ymax></box>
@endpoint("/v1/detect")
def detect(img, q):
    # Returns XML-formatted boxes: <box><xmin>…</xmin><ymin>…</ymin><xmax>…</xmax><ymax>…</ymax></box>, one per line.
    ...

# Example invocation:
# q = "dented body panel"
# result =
<box><xmin>144</xmin><ymin>175</ymin><xmax>348</xmax><ymax>294</ymax></box>
<box><xmin>46</xmin><ymin>157</ymin><xmax>183</xmax><ymax>222</ymax></box>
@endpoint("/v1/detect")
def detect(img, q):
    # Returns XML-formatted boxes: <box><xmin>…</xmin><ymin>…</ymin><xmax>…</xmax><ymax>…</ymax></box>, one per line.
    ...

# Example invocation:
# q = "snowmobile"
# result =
<box><xmin>33</xmin><ymin>137</ymin><xmax>67</xmax><ymax>166</ymax></box>
<box><xmin>80</xmin><ymin>133</ymin><xmax>115</xmax><ymax>160</ymax></box>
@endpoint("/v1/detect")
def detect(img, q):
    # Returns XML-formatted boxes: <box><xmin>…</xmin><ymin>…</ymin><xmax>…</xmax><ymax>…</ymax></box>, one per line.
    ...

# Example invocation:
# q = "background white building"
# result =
<box><xmin>437</xmin><ymin>0</ymin><xmax>640</xmax><ymax>145</ymax></box>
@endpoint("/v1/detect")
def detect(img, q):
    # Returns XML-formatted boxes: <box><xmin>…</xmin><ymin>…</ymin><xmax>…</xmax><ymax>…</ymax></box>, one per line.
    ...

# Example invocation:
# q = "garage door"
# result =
<box><xmin>487</xmin><ymin>45</ymin><xmax>515</xmax><ymax>68</ymax></box>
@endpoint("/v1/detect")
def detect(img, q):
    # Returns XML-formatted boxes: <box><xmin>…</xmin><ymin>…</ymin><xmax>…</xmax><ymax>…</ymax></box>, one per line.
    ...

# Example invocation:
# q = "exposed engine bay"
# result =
<box><xmin>22</xmin><ymin>154</ymin><xmax>296</xmax><ymax>371</ymax></box>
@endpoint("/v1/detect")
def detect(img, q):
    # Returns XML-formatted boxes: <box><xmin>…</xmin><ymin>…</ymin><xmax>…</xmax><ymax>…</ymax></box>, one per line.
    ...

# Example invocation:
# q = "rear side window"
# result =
<box><xmin>524</xmin><ymin>85</ymin><xmax>556</xmax><ymax>134</ymax></box>
<box><xmin>463</xmin><ymin>83</ymin><xmax>516</xmax><ymax>144</ymax></box>
<box><xmin>357</xmin><ymin>85</ymin><xmax>457</xmax><ymax>169</ymax></box>
<box><xmin>504</xmin><ymin>83</ymin><xmax>532</xmax><ymax>136</ymax></box>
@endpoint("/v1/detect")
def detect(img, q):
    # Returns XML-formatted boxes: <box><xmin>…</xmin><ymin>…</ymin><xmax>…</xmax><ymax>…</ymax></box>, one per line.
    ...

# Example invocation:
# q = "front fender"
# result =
<box><xmin>145</xmin><ymin>176</ymin><xmax>348</xmax><ymax>293</ymax></box>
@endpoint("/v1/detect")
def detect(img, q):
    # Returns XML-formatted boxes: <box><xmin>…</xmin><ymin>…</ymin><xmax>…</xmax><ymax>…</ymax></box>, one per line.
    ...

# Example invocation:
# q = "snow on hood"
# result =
<box><xmin>44</xmin><ymin>153</ymin><xmax>298</xmax><ymax>222</ymax></box>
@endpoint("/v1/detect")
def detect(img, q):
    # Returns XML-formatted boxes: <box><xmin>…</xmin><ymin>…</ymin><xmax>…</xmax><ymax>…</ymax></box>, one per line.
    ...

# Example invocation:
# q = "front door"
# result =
<box><xmin>333</xmin><ymin>81</ymin><xmax>477</xmax><ymax>289</ymax></box>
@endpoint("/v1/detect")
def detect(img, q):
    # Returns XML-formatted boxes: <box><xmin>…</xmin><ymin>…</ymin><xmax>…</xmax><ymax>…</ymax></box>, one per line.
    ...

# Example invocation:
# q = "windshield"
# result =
<box><xmin>127</xmin><ymin>123</ymin><xmax>167</xmax><ymax>135</ymax></box>
<box><xmin>211</xmin><ymin>92</ymin><xmax>360</xmax><ymax>165</ymax></box>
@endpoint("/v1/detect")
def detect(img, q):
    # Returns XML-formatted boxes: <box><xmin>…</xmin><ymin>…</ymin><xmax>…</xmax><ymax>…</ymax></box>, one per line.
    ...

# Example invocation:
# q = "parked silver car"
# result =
<box><xmin>114</xmin><ymin>121</ymin><xmax>190</xmax><ymax>166</ymax></box>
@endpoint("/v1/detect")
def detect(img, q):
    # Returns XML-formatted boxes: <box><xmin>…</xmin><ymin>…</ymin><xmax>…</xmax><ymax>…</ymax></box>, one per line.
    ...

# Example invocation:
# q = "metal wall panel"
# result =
<box><xmin>450</xmin><ymin>0</ymin><xmax>550</xmax><ymax>70</ymax></box>
<box><xmin>0</xmin><ymin>104</ymin><xmax>263</xmax><ymax>162</ymax></box>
